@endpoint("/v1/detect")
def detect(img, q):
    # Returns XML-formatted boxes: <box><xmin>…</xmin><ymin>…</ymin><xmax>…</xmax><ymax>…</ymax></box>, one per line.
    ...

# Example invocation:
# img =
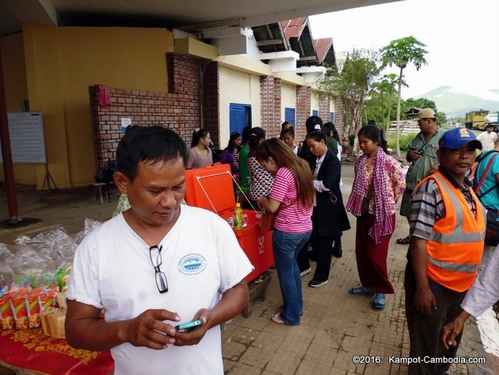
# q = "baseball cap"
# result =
<box><xmin>414</xmin><ymin>108</ymin><xmax>436</xmax><ymax>120</ymax></box>
<box><xmin>439</xmin><ymin>127</ymin><xmax>482</xmax><ymax>150</ymax></box>
<box><xmin>306</xmin><ymin>116</ymin><xmax>323</xmax><ymax>133</ymax></box>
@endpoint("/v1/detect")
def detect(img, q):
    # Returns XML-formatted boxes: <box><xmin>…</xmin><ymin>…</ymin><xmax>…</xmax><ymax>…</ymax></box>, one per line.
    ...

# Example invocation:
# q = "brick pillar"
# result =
<box><xmin>318</xmin><ymin>93</ymin><xmax>330</xmax><ymax>122</ymax></box>
<box><xmin>260</xmin><ymin>76</ymin><xmax>276</xmax><ymax>136</ymax></box>
<box><xmin>296</xmin><ymin>86</ymin><xmax>311</xmax><ymax>140</ymax></box>
<box><xmin>333</xmin><ymin>97</ymin><xmax>345</xmax><ymax>134</ymax></box>
<box><xmin>203</xmin><ymin>61</ymin><xmax>220</xmax><ymax>148</ymax></box>
<box><xmin>273</xmin><ymin>78</ymin><xmax>282</xmax><ymax>137</ymax></box>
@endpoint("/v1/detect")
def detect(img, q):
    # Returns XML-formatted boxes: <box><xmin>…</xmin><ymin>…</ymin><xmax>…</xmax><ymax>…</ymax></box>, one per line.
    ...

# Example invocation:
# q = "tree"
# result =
<box><xmin>319</xmin><ymin>48</ymin><xmax>380</xmax><ymax>138</ymax></box>
<box><xmin>402</xmin><ymin>97</ymin><xmax>437</xmax><ymax>118</ymax></box>
<box><xmin>402</xmin><ymin>98</ymin><xmax>447</xmax><ymax>126</ymax></box>
<box><xmin>365</xmin><ymin>73</ymin><xmax>403</xmax><ymax>132</ymax></box>
<box><xmin>381</xmin><ymin>36</ymin><xmax>428</xmax><ymax>158</ymax></box>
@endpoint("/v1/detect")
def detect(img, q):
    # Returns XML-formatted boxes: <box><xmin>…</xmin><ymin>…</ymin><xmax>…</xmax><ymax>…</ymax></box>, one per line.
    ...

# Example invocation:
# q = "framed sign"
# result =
<box><xmin>0</xmin><ymin>112</ymin><xmax>47</xmax><ymax>164</ymax></box>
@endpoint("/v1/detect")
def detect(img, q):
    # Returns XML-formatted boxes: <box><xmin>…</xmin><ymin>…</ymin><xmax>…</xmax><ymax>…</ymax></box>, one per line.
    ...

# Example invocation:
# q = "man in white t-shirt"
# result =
<box><xmin>476</xmin><ymin>124</ymin><xmax>498</xmax><ymax>151</ymax></box>
<box><xmin>65</xmin><ymin>126</ymin><xmax>253</xmax><ymax>375</ymax></box>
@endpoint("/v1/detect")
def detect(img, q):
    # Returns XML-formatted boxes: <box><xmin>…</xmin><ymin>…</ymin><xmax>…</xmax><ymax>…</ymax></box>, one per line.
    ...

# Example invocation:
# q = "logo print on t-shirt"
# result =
<box><xmin>178</xmin><ymin>254</ymin><xmax>207</xmax><ymax>275</ymax></box>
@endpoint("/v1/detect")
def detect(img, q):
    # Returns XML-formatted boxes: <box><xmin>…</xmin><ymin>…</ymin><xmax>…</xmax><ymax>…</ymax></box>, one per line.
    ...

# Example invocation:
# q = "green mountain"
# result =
<box><xmin>412</xmin><ymin>86</ymin><xmax>499</xmax><ymax>118</ymax></box>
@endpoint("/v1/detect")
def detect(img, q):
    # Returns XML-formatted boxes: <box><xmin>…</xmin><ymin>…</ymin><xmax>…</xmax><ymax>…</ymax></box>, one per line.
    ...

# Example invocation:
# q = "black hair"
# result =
<box><xmin>323</xmin><ymin>122</ymin><xmax>340</xmax><ymax>142</ymax></box>
<box><xmin>117</xmin><ymin>126</ymin><xmax>188</xmax><ymax>182</ymax></box>
<box><xmin>306</xmin><ymin>129</ymin><xmax>326</xmax><ymax>143</ymax></box>
<box><xmin>248</xmin><ymin>127</ymin><xmax>266</xmax><ymax>150</ymax></box>
<box><xmin>242</xmin><ymin>126</ymin><xmax>252</xmax><ymax>144</ymax></box>
<box><xmin>226</xmin><ymin>131</ymin><xmax>242</xmax><ymax>153</ymax></box>
<box><xmin>280</xmin><ymin>126</ymin><xmax>295</xmax><ymax>140</ymax></box>
<box><xmin>191</xmin><ymin>128</ymin><xmax>209</xmax><ymax>147</ymax></box>
<box><xmin>305</xmin><ymin>116</ymin><xmax>323</xmax><ymax>134</ymax></box>
<box><xmin>281</xmin><ymin>121</ymin><xmax>290</xmax><ymax>130</ymax></box>
<box><xmin>125</xmin><ymin>125</ymin><xmax>138</xmax><ymax>133</ymax></box>
<box><xmin>358</xmin><ymin>124</ymin><xmax>389</xmax><ymax>154</ymax></box>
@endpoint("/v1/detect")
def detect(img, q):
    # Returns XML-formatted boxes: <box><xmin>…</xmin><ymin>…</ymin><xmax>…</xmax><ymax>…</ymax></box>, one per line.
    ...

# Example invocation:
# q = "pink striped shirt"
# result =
<box><xmin>270</xmin><ymin>167</ymin><xmax>313</xmax><ymax>234</ymax></box>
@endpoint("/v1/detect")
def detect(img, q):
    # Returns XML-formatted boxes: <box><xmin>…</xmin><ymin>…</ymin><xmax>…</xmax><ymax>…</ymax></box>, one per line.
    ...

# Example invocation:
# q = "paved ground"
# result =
<box><xmin>0</xmin><ymin>161</ymin><xmax>497</xmax><ymax>375</ymax></box>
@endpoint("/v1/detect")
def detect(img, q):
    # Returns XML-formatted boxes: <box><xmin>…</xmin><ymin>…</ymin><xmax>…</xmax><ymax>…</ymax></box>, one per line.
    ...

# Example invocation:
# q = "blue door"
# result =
<box><xmin>229</xmin><ymin>103</ymin><xmax>252</xmax><ymax>135</ymax></box>
<box><xmin>312</xmin><ymin>110</ymin><xmax>319</xmax><ymax>117</ymax></box>
<box><xmin>330</xmin><ymin>112</ymin><xmax>335</xmax><ymax>122</ymax></box>
<box><xmin>284</xmin><ymin>107</ymin><xmax>296</xmax><ymax>125</ymax></box>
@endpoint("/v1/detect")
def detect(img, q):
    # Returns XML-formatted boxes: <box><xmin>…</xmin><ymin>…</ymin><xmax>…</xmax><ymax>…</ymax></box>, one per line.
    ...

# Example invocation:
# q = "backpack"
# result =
<box><xmin>472</xmin><ymin>150</ymin><xmax>499</xmax><ymax>247</ymax></box>
<box><xmin>472</xmin><ymin>151</ymin><xmax>499</xmax><ymax>195</ymax></box>
<box><xmin>94</xmin><ymin>160</ymin><xmax>116</xmax><ymax>184</ymax></box>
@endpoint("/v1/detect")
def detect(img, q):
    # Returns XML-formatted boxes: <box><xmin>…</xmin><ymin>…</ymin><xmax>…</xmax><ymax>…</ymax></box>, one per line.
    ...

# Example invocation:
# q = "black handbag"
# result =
<box><xmin>485</xmin><ymin>207</ymin><xmax>499</xmax><ymax>247</ymax></box>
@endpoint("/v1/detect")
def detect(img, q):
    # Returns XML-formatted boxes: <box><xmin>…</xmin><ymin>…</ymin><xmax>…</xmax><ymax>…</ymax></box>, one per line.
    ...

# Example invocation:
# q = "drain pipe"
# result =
<box><xmin>0</xmin><ymin>47</ymin><xmax>19</xmax><ymax>222</ymax></box>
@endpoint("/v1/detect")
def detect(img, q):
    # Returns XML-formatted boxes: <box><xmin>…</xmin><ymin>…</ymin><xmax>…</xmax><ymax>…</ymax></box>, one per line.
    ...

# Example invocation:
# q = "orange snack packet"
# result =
<box><xmin>40</xmin><ymin>285</ymin><xmax>58</xmax><ymax>310</ymax></box>
<box><xmin>0</xmin><ymin>293</ymin><xmax>14</xmax><ymax>330</ymax></box>
<box><xmin>9</xmin><ymin>285</ymin><xmax>31</xmax><ymax>330</ymax></box>
<box><xmin>27</xmin><ymin>286</ymin><xmax>45</xmax><ymax>329</ymax></box>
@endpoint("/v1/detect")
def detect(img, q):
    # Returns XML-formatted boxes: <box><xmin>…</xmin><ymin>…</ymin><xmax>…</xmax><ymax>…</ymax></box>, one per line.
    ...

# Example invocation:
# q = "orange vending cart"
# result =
<box><xmin>184</xmin><ymin>164</ymin><xmax>273</xmax><ymax>282</ymax></box>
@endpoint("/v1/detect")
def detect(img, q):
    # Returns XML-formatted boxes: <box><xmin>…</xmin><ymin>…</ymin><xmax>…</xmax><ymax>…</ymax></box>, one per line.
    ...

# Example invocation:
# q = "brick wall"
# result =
<box><xmin>318</xmin><ymin>93</ymin><xmax>330</xmax><ymax>122</ymax></box>
<box><xmin>273</xmin><ymin>78</ymin><xmax>282</xmax><ymax>137</ymax></box>
<box><xmin>202</xmin><ymin>61</ymin><xmax>220</xmax><ymax>147</ymax></box>
<box><xmin>295</xmin><ymin>86</ymin><xmax>311</xmax><ymax>140</ymax></box>
<box><xmin>260</xmin><ymin>75</ymin><xmax>281</xmax><ymax>137</ymax></box>
<box><xmin>333</xmin><ymin>97</ymin><xmax>345</xmax><ymax>135</ymax></box>
<box><xmin>89</xmin><ymin>53</ymin><xmax>204</xmax><ymax>170</ymax></box>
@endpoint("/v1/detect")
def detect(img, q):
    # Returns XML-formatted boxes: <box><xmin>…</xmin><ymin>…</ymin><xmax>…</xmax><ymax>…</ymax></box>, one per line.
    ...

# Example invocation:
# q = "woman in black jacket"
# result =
<box><xmin>305</xmin><ymin>130</ymin><xmax>350</xmax><ymax>288</ymax></box>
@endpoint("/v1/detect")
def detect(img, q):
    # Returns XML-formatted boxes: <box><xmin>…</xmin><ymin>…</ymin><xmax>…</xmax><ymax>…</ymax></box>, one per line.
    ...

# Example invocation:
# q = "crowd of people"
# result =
<box><xmin>69</xmin><ymin>110</ymin><xmax>497</xmax><ymax>374</ymax></box>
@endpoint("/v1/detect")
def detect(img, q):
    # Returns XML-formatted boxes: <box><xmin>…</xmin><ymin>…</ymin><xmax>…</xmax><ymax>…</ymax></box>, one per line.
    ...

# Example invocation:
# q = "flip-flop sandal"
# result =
<box><xmin>396</xmin><ymin>236</ymin><xmax>411</xmax><ymax>245</ymax></box>
<box><xmin>348</xmin><ymin>286</ymin><xmax>375</xmax><ymax>296</ymax></box>
<box><xmin>373</xmin><ymin>293</ymin><xmax>386</xmax><ymax>309</ymax></box>
<box><xmin>271</xmin><ymin>313</ymin><xmax>286</xmax><ymax>325</ymax></box>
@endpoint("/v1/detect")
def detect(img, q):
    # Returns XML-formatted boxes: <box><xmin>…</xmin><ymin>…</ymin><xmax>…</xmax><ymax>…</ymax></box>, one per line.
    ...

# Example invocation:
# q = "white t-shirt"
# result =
<box><xmin>66</xmin><ymin>205</ymin><xmax>253</xmax><ymax>375</ymax></box>
<box><xmin>461</xmin><ymin>245</ymin><xmax>499</xmax><ymax>317</ymax></box>
<box><xmin>477</xmin><ymin>131</ymin><xmax>497</xmax><ymax>151</ymax></box>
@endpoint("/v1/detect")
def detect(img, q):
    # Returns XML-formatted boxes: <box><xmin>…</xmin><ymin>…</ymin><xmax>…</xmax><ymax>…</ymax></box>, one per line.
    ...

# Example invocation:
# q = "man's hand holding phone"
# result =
<box><xmin>175</xmin><ymin>319</ymin><xmax>204</xmax><ymax>333</ymax></box>
<box><xmin>172</xmin><ymin>314</ymin><xmax>208</xmax><ymax>347</ymax></box>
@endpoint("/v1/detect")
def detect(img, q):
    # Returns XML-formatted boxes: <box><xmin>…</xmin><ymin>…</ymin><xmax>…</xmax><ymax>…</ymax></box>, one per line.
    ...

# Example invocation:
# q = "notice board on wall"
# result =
<box><xmin>0</xmin><ymin>112</ymin><xmax>47</xmax><ymax>164</ymax></box>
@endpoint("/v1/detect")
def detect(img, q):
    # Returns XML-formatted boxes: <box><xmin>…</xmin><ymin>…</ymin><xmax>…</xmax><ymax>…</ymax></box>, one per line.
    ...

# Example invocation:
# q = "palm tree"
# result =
<box><xmin>381</xmin><ymin>36</ymin><xmax>428</xmax><ymax>158</ymax></box>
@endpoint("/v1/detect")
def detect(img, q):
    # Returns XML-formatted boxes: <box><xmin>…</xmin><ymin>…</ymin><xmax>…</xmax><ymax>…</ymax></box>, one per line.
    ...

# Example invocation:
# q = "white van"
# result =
<box><xmin>485</xmin><ymin>113</ymin><xmax>498</xmax><ymax>126</ymax></box>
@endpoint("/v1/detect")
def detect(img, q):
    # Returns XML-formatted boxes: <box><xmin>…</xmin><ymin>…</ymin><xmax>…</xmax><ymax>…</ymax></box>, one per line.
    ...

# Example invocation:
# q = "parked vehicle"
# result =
<box><xmin>465</xmin><ymin>109</ymin><xmax>489</xmax><ymax>130</ymax></box>
<box><xmin>484</xmin><ymin>112</ymin><xmax>499</xmax><ymax>131</ymax></box>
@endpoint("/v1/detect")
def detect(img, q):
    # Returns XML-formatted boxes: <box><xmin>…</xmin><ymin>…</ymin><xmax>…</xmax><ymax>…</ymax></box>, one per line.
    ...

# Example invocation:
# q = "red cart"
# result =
<box><xmin>184</xmin><ymin>164</ymin><xmax>273</xmax><ymax>282</ymax></box>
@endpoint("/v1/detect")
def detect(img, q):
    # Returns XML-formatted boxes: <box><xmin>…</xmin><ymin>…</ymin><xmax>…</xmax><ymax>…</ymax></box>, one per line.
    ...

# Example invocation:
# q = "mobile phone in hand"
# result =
<box><xmin>175</xmin><ymin>319</ymin><xmax>204</xmax><ymax>333</ymax></box>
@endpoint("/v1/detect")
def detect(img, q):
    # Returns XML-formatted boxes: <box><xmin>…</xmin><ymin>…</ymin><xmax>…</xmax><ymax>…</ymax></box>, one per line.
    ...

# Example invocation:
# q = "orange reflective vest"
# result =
<box><xmin>417</xmin><ymin>171</ymin><xmax>486</xmax><ymax>292</ymax></box>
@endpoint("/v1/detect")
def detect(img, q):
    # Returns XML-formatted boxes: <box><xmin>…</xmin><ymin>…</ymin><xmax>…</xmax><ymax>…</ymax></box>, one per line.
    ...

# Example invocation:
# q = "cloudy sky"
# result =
<box><xmin>309</xmin><ymin>0</ymin><xmax>499</xmax><ymax>100</ymax></box>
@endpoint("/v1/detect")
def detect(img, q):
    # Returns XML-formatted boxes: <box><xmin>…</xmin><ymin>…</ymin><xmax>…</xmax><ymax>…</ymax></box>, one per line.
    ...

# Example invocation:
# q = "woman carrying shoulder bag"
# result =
<box><xmin>256</xmin><ymin>138</ymin><xmax>314</xmax><ymax>326</ymax></box>
<box><xmin>304</xmin><ymin>130</ymin><xmax>350</xmax><ymax>288</ymax></box>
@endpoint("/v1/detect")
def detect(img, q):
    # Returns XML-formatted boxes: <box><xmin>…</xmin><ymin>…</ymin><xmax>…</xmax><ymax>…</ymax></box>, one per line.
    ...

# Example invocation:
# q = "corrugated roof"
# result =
<box><xmin>252</xmin><ymin>16</ymin><xmax>336</xmax><ymax>68</ymax></box>
<box><xmin>280</xmin><ymin>17</ymin><xmax>307</xmax><ymax>39</ymax></box>
<box><xmin>252</xmin><ymin>23</ymin><xmax>289</xmax><ymax>53</ymax></box>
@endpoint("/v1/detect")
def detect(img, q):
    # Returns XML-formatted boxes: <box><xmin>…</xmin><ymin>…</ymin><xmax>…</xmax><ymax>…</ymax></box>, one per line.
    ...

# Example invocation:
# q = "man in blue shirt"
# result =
<box><xmin>473</xmin><ymin>138</ymin><xmax>499</xmax><ymax>211</ymax></box>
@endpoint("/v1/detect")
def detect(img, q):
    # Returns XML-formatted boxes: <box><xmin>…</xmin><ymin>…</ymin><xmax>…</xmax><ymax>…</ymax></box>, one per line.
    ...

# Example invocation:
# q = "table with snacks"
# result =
<box><xmin>0</xmin><ymin>328</ymin><xmax>114</xmax><ymax>375</ymax></box>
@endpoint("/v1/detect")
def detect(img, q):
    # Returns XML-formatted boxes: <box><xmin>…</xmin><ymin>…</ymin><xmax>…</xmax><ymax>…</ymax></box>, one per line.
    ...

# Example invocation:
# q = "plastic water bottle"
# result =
<box><xmin>234</xmin><ymin>203</ymin><xmax>243</xmax><ymax>230</ymax></box>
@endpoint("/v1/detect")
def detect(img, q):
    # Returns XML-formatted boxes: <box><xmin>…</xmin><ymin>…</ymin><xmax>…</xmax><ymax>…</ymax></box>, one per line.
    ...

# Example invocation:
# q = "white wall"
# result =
<box><xmin>219</xmin><ymin>65</ymin><xmax>261</xmax><ymax>146</ymax></box>
<box><xmin>311</xmin><ymin>90</ymin><xmax>320</xmax><ymax>114</ymax></box>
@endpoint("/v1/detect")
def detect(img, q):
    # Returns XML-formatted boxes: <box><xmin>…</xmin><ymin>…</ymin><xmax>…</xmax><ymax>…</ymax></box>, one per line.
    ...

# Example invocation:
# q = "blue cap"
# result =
<box><xmin>439</xmin><ymin>127</ymin><xmax>482</xmax><ymax>150</ymax></box>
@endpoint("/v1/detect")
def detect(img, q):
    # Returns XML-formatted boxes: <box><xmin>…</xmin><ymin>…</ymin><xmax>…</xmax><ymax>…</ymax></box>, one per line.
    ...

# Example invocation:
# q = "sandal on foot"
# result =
<box><xmin>373</xmin><ymin>293</ymin><xmax>386</xmax><ymax>309</ymax></box>
<box><xmin>396</xmin><ymin>236</ymin><xmax>411</xmax><ymax>245</ymax></box>
<box><xmin>348</xmin><ymin>286</ymin><xmax>375</xmax><ymax>296</ymax></box>
<box><xmin>271</xmin><ymin>313</ymin><xmax>286</xmax><ymax>325</ymax></box>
